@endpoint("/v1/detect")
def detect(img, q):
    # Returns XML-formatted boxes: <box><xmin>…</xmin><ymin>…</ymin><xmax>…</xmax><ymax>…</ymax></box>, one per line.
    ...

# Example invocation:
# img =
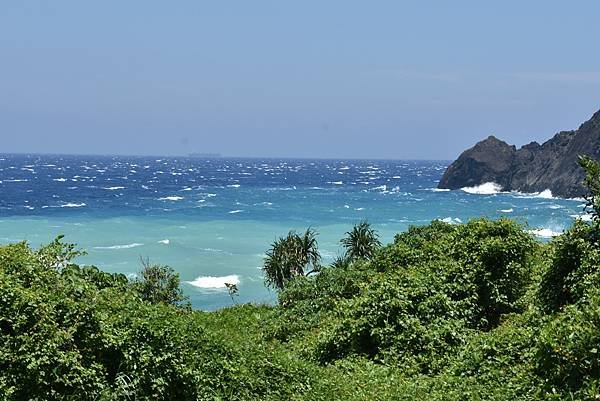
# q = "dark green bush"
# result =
<box><xmin>536</xmin><ymin>289</ymin><xmax>600</xmax><ymax>398</ymax></box>
<box><xmin>538</xmin><ymin>220</ymin><xmax>600</xmax><ymax>313</ymax></box>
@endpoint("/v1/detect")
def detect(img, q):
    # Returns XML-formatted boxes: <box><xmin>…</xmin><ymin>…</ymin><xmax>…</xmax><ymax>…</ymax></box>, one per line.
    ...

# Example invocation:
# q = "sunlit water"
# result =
<box><xmin>0</xmin><ymin>154</ymin><xmax>588</xmax><ymax>309</ymax></box>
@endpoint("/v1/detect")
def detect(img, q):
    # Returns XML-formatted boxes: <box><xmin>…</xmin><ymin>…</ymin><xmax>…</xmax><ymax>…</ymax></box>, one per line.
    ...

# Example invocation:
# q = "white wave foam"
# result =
<box><xmin>53</xmin><ymin>178</ymin><xmax>68</xmax><ymax>182</ymax></box>
<box><xmin>528</xmin><ymin>228</ymin><xmax>562</xmax><ymax>238</ymax></box>
<box><xmin>441</xmin><ymin>217</ymin><xmax>462</xmax><ymax>224</ymax></box>
<box><xmin>93</xmin><ymin>243</ymin><xmax>143</xmax><ymax>250</ymax></box>
<box><xmin>227</xmin><ymin>184</ymin><xmax>241</xmax><ymax>188</ymax></box>
<box><xmin>158</xmin><ymin>239</ymin><xmax>170</xmax><ymax>245</ymax></box>
<box><xmin>570</xmin><ymin>214</ymin><xmax>592</xmax><ymax>222</ymax></box>
<box><xmin>228</xmin><ymin>209</ymin><xmax>243</xmax><ymax>214</ymax></box>
<box><xmin>103</xmin><ymin>186</ymin><xmax>125</xmax><ymax>190</ymax></box>
<box><xmin>513</xmin><ymin>189</ymin><xmax>555</xmax><ymax>199</ymax></box>
<box><xmin>536</xmin><ymin>189</ymin><xmax>554</xmax><ymax>199</ymax></box>
<box><xmin>159</xmin><ymin>196</ymin><xmax>184</xmax><ymax>201</ymax></box>
<box><xmin>431</xmin><ymin>188</ymin><xmax>450</xmax><ymax>192</ymax></box>
<box><xmin>330</xmin><ymin>181</ymin><xmax>343</xmax><ymax>185</ymax></box>
<box><xmin>61</xmin><ymin>202</ymin><xmax>86</xmax><ymax>208</ymax></box>
<box><xmin>500</xmin><ymin>208</ymin><xmax>514</xmax><ymax>213</ymax></box>
<box><xmin>461</xmin><ymin>182</ymin><xmax>503</xmax><ymax>195</ymax></box>
<box><xmin>187</xmin><ymin>274</ymin><xmax>240</xmax><ymax>289</ymax></box>
<box><xmin>5</xmin><ymin>179</ymin><xmax>28</xmax><ymax>182</ymax></box>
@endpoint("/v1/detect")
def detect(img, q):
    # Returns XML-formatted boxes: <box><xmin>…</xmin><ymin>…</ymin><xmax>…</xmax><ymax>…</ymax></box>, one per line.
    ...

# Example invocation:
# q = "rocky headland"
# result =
<box><xmin>438</xmin><ymin>109</ymin><xmax>600</xmax><ymax>198</ymax></box>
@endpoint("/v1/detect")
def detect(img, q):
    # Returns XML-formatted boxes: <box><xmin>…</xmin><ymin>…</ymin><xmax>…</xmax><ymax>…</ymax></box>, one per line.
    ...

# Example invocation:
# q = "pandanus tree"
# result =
<box><xmin>263</xmin><ymin>228</ymin><xmax>321</xmax><ymax>290</ymax></box>
<box><xmin>341</xmin><ymin>220</ymin><xmax>381</xmax><ymax>261</ymax></box>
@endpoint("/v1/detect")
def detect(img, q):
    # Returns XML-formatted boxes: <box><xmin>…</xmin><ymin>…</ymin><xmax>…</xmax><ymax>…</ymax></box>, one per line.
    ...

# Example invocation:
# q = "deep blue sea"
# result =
<box><xmin>0</xmin><ymin>154</ymin><xmax>589</xmax><ymax>309</ymax></box>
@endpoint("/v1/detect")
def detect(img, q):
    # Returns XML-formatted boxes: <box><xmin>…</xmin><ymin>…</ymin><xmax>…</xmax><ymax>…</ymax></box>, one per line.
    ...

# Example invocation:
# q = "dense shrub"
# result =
<box><xmin>536</xmin><ymin>289</ymin><xmax>600</xmax><ymax>397</ymax></box>
<box><xmin>312</xmin><ymin>218</ymin><xmax>536</xmax><ymax>370</ymax></box>
<box><xmin>539</xmin><ymin>220</ymin><xmax>600</xmax><ymax>313</ymax></box>
<box><xmin>0</xmin><ymin>240</ymin><xmax>313</xmax><ymax>400</ymax></box>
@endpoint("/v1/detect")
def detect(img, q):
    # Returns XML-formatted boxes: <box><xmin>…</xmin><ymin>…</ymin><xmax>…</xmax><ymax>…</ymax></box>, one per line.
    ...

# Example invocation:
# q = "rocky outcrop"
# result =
<box><xmin>438</xmin><ymin>109</ymin><xmax>600</xmax><ymax>198</ymax></box>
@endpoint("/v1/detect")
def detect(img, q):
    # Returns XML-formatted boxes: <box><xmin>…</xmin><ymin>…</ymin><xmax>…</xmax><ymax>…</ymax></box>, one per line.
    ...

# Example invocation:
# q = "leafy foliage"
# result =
<box><xmin>0</xmin><ymin>239</ymin><xmax>313</xmax><ymax>400</ymax></box>
<box><xmin>340</xmin><ymin>220</ymin><xmax>381</xmax><ymax>261</ymax></box>
<box><xmin>263</xmin><ymin>228</ymin><xmax>321</xmax><ymax>290</ymax></box>
<box><xmin>133</xmin><ymin>257</ymin><xmax>188</xmax><ymax>306</ymax></box>
<box><xmin>579</xmin><ymin>154</ymin><xmax>600</xmax><ymax>222</ymax></box>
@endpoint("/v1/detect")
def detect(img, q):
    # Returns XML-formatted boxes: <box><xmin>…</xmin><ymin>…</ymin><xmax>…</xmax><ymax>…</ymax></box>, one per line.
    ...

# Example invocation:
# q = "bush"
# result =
<box><xmin>536</xmin><ymin>290</ymin><xmax>600</xmax><ymax>398</ymax></box>
<box><xmin>539</xmin><ymin>220</ymin><xmax>600</xmax><ymax>313</ymax></box>
<box><xmin>313</xmin><ymin>218</ymin><xmax>537</xmax><ymax>371</ymax></box>
<box><xmin>133</xmin><ymin>257</ymin><xmax>188</xmax><ymax>307</ymax></box>
<box><xmin>0</xmin><ymin>239</ymin><xmax>314</xmax><ymax>400</ymax></box>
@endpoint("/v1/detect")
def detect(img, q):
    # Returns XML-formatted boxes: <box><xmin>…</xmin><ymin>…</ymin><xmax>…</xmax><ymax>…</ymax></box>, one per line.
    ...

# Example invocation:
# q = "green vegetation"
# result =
<box><xmin>262</xmin><ymin>228</ymin><xmax>321</xmax><ymax>290</ymax></box>
<box><xmin>1</xmin><ymin>162</ymin><xmax>599</xmax><ymax>400</ymax></box>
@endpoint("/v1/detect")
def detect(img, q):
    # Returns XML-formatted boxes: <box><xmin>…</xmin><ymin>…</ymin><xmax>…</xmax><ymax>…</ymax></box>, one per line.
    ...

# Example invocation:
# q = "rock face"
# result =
<box><xmin>438</xmin><ymin>109</ymin><xmax>600</xmax><ymax>198</ymax></box>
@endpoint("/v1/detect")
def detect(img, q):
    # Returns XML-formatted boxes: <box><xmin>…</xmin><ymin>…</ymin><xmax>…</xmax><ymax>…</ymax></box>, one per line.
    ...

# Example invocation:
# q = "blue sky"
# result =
<box><xmin>1</xmin><ymin>1</ymin><xmax>599</xmax><ymax>159</ymax></box>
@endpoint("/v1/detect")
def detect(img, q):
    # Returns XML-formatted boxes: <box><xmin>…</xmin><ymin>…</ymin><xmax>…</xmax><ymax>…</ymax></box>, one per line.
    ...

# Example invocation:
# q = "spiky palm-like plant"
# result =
<box><xmin>263</xmin><ymin>228</ymin><xmax>321</xmax><ymax>290</ymax></box>
<box><xmin>341</xmin><ymin>220</ymin><xmax>381</xmax><ymax>261</ymax></box>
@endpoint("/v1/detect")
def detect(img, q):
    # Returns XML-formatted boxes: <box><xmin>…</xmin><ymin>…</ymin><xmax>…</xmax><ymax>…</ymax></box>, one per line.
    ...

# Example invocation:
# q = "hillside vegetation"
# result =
<box><xmin>1</xmin><ymin>156</ymin><xmax>599</xmax><ymax>400</ymax></box>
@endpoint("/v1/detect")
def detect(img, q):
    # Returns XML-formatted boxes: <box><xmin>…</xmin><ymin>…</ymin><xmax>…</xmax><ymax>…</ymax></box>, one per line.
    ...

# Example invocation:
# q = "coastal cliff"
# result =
<box><xmin>438</xmin><ymin>109</ymin><xmax>600</xmax><ymax>197</ymax></box>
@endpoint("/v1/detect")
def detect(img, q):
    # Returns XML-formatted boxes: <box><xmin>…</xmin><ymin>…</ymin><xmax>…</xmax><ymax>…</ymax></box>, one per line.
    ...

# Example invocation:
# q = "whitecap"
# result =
<box><xmin>53</xmin><ymin>178</ymin><xmax>68</xmax><ymax>182</ymax></box>
<box><xmin>330</xmin><ymin>181</ymin><xmax>343</xmax><ymax>185</ymax></box>
<box><xmin>93</xmin><ymin>243</ymin><xmax>143</xmax><ymax>250</ymax></box>
<box><xmin>536</xmin><ymin>189</ymin><xmax>554</xmax><ymax>199</ymax></box>
<box><xmin>570</xmin><ymin>214</ymin><xmax>593</xmax><ymax>222</ymax></box>
<box><xmin>461</xmin><ymin>182</ymin><xmax>503</xmax><ymax>195</ymax></box>
<box><xmin>186</xmin><ymin>274</ymin><xmax>240</xmax><ymax>289</ymax></box>
<box><xmin>513</xmin><ymin>189</ymin><xmax>555</xmax><ymax>199</ymax></box>
<box><xmin>227</xmin><ymin>184</ymin><xmax>241</xmax><ymax>188</ymax></box>
<box><xmin>528</xmin><ymin>228</ymin><xmax>562</xmax><ymax>238</ymax></box>
<box><xmin>158</xmin><ymin>239</ymin><xmax>170</xmax><ymax>245</ymax></box>
<box><xmin>103</xmin><ymin>186</ymin><xmax>125</xmax><ymax>190</ymax></box>
<box><xmin>159</xmin><ymin>196</ymin><xmax>184</xmax><ymax>201</ymax></box>
<box><xmin>61</xmin><ymin>202</ymin><xmax>86</xmax><ymax>208</ymax></box>
<box><xmin>500</xmin><ymin>208</ymin><xmax>514</xmax><ymax>213</ymax></box>
<box><xmin>441</xmin><ymin>217</ymin><xmax>462</xmax><ymax>224</ymax></box>
<box><xmin>228</xmin><ymin>209</ymin><xmax>243</xmax><ymax>214</ymax></box>
<box><xmin>430</xmin><ymin>188</ymin><xmax>450</xmax><ymax>192</ymax></box>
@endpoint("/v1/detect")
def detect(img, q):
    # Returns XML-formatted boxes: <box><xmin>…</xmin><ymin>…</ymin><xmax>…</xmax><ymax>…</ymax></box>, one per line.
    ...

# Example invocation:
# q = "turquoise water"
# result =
<box><xmin>0</xmin><ymin>155</ymin><xmax>589</xmax><ymax>309</ymax></box>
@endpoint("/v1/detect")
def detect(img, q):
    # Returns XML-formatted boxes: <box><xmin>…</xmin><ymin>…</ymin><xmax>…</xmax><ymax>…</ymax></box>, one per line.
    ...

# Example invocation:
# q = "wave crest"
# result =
<box><xmin>186</xmin><ymin>274</ymin><xmax>240</xmax><ymax>289</ymax></box>
<box><xmin>461</xmin><ymin>182</ymin><xmax>503</xmax><ymax>195</ymax></box>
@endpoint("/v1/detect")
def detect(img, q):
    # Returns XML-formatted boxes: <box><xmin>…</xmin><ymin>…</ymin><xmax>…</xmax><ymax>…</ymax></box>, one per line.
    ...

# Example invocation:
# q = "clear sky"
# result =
<box><xmin>1</xmin><ymin>1</ymin><xmax>599</xmax><ymax>159</ymax></box>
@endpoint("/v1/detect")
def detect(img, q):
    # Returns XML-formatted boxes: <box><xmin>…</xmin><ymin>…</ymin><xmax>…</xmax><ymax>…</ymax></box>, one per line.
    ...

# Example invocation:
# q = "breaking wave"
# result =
<box><xmin>186</xmin><ymin>274</ymin><xmax>240</xmax><ymax>289</ymax></box>
<box><xmin>461</xmin><ymin>182</ymin><xmax>503</xmax><ymax>195</ymax></box>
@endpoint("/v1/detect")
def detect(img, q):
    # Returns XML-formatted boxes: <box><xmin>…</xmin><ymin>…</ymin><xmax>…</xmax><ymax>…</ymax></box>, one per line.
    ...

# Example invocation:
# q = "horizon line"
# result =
<box><xmin>0</xmin><ymin>151</ymin><xmax>453</xmax><ymax>162</ymax></box>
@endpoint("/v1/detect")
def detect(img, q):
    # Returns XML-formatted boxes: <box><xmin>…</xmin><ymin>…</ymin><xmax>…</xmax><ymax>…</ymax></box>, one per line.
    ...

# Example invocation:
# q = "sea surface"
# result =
<box><xmin>0</xmin><ymin>154</ymin><xmax>590</xmax><ymax>310</ymax></box>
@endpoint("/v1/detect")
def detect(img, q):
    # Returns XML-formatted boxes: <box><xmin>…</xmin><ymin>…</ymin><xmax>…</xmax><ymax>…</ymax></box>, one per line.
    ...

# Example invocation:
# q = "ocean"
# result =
<box><xmin>0</xmin><ymin>154</ymin><xmax>589</xmax><ymax>310</ymax></box>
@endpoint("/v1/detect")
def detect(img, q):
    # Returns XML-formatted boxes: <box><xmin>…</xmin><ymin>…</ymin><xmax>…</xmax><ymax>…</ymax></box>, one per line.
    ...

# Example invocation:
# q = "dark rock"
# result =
<box><xmin>438</xmin><ymin>109</ymin><xmax>600</xmax><ymax>198</ymax></box>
